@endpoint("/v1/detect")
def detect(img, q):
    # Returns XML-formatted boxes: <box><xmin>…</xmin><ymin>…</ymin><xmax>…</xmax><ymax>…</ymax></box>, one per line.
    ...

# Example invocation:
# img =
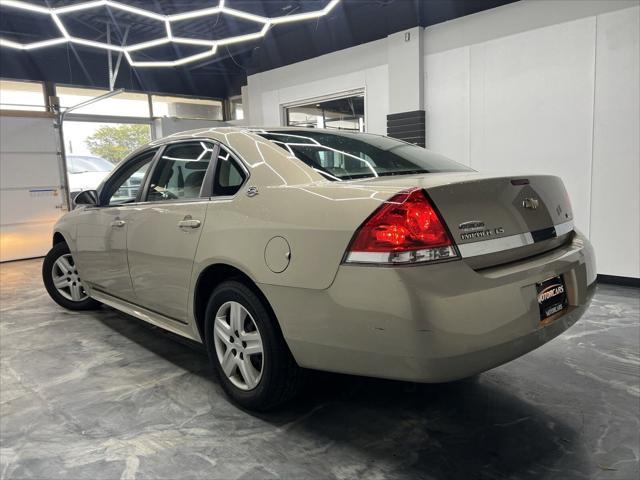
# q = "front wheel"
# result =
<box><xmin>42</xmin><ymin>242</ymin><xmax>101</xmax><ymax>311</ymax></box>
<box><xmin>204</xmin><ymin>280</ymin><xmax>303</xmax><ymax>411</ymax></box>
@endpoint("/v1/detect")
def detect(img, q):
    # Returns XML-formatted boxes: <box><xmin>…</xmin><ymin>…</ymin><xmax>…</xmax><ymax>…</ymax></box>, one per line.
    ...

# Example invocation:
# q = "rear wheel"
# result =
<box><xmin>204</xmin><ymin>280</ymin><xmax>303</xmax><ymax>411</ymax></box>
<box><xmin>42</xmin><ymin>242</ymin><xmax>101</xmax><ymax>310</ymax></box>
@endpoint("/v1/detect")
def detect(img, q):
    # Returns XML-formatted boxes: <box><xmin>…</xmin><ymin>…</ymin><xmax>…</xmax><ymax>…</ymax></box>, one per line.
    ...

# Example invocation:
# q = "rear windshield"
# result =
<box><xmin>258</xmin><ymin>130</ymin><xmax>472</xmax><ymax>181</ymax></box>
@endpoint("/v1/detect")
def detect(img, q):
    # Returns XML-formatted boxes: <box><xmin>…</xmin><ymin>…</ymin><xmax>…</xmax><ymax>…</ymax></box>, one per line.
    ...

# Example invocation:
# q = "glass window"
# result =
<box><xmin>230</xmin><ymin>96</ymin><xmax>244</xmax><ymax>120</ymax></box>
<box><xmin>147</xmin><ymin>142</ymin><xmax>214</xmax><ymax>202</ymax></box>
<box><xmin>213</xmin><ymin>147</ymin><xmax>246</xmax><ymax>196</ymax></box>
<box><xmin>57</xmin><ymin>86</ymin><xmax>150</xmax><ymax>117</ymax></box>
<box><xmin>285</xmin><ymin>94</ymin><xmax>365</xmax><ymax>131</ymax></box>
<box><xmin>0</xmin><ymin>79</ymin><xmax>46</xmax><ymax>111</ymax></box>
<box><xmin>63</xmin><ymin>121</ymin><xmax>152</xmax><ymax>195</ymax></box>
<box><xmin>64</xmin><ymin>121</ymin><xmax>151</xmax><ymax>165</ymax></box>
<box><xmin>105</xmin><ymin>149</ymin><xmax>157</xmax><ymax>205</ymax></box>
<box><xmin>152</xmin><ymin>95</ymin><xmax>223</xmax><ymax>120</ymax></box>
<box><xmin>259</xmin><ymin>130</ymin><xmax>473</xmax><ymax>181</ymax></box>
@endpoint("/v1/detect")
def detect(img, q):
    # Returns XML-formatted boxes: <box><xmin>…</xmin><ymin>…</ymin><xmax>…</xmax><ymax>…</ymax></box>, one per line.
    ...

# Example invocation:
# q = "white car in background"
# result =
<box><xmin>67</xmin><ymin>155</ymin><xmax>114</xmax><ymax>198</ymax></box>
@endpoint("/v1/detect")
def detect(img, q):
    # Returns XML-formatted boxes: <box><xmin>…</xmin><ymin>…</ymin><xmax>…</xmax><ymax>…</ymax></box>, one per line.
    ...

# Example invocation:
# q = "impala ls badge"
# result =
<box><xmin>459</xmin><ymin>220</ymin><xmax>485</xmax><ymax>232</ymax></box>
<box><xmin>459</xmin><ymin>220</ymin><xmax>505</xmax><ymax>240</ymax></box>
<box><xmin>522</xmin><ymin>197</ymin><xmax>539</xmax><ymax>210</ymax></box>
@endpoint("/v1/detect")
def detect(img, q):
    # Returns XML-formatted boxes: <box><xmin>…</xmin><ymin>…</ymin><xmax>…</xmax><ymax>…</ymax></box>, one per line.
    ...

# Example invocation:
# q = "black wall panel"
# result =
<box><xmin>386</xmin><ymin>110</ymin><xmax>426</xmax><ymax>147</ymax></box>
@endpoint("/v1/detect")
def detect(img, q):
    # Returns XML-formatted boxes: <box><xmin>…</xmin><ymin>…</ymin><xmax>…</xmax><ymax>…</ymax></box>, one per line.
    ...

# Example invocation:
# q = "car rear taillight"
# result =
<box><xmin>344</xmin><ymin>188</ymin><xmax>458</xmax><ymax>265</ymax></box>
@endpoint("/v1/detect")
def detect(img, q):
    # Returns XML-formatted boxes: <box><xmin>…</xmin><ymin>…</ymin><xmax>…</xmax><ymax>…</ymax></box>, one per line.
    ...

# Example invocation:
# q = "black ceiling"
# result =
<box><xmin>0</xmin><ymin>0</ymin><xmax>517</xmax><ymax>99</ymax></box>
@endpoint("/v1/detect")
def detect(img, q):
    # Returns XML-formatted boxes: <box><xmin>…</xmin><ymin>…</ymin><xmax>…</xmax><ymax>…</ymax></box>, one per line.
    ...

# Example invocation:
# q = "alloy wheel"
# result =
<box><xmin>213</xmin><ymin>301</ymin><xmax>264</xmax><ymax>390</ymax></box>
<box><xmin>51</xmin><ymin>254</ymin><xmax>88</xmax><ymax>302</ymax></box>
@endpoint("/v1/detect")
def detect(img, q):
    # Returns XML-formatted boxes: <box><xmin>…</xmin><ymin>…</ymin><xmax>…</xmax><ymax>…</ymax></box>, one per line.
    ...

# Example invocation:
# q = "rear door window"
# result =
<box><xmin>146</xmin><ymin>142</ymin><xmax>215</xmax><ymax>202</ymax></box>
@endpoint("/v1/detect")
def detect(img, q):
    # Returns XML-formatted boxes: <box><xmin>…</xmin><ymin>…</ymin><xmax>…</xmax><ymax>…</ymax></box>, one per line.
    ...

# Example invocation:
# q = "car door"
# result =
<box><xmin>125</xmin><ymin>141</ymin><xmax>217</xmax><ymax>323</ymax></box>
<box><xmin>74</xmin><ymin>149</ymin><xmax>158</xmax><ymax>301</ymax></box>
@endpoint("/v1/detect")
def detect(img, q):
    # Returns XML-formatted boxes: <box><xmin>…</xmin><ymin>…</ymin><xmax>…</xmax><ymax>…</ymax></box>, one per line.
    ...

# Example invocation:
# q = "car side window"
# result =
<box><xmin>104</xmin><ymin>149</ymin><xmax>157</xmax><ymax>206</ymax></box>
<box><xmin>146</xmin><ymin>142</ymin><xmax>215</xmax><ymax>202</ymax></box>
<box><xmin>213</xmin><ymin>147</ymin><xmax>246</xmax><ymax>196</ymax></box>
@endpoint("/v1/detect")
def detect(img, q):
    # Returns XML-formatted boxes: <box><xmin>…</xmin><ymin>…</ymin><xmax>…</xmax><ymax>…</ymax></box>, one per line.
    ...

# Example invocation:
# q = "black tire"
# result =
<box><xmin>42</xmin><ymin>242</ymin><xmax>101</xmax><ymax>311</ymax></box>
<box><xmin>204</xmin><ymin>280</ymin><xmax>303</xmax><ymax>411</ymax></box>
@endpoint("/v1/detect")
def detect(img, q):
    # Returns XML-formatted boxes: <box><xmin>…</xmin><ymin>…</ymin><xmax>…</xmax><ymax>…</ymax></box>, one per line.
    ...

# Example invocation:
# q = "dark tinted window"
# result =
<box><xmin>259</xmin><ymin>130</ymin><xmax>472</xmax><ymax>181</ymax></box>
<box><xmin>213</xmin><ymin>147</ymin><xmax>246</xmax><ymax>196</ymax></box>
<box><xmin>147</xmin><ymin>142</ymin><xmax>214</xmax><ymax>201</ymax></box>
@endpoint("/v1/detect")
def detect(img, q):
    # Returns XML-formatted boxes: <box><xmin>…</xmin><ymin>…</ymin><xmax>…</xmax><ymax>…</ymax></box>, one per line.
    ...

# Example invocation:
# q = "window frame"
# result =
<box><xmin>0</xmin><ymin>78</ymin><xmax>48</xmax><ymax>112</ymax></box>
<box><xmin>150</xmin><ymin>94</ymin><xmax>224</xmax><ymax>120</ymax></box>
<box><xmin>55</xmin><ymin>85</ymin><xmax>151</xmax><ymax>118</ymax></box>
<box><xmin>94</xmin><ymin>138</ymin><xmax>251</xmax><ymax>207</ymax></box>
<box><xmin>97</xmin><ymin>147</ymin><xmax>161</xmax><ymax>207</ymax></box>
<box><xmin>280</xmin><ymin>88</ymin><xmax>366</xmax><ymax>131</ymax></box>
<box><xmin>140</xmin><ymin>140</ymin><xmax>219</xmax><ymax>203</ymax></box>
<box><xmin>210</xmin><ymin>144</ymin><xmax>249</xmax><ymax>198</ymax></box>
<box><xmin>138</xmin><ymin>139</ymin><xmax>250</xmax><ymax>203</ymax></box>
<box><xmin>229</xmin><ymin>95</ymin><xmax>244</xmax><ymax>121</ymax></box>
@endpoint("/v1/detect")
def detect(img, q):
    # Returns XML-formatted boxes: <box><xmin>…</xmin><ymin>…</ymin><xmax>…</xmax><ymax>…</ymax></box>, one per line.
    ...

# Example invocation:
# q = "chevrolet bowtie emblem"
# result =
<box><xmin>522</xmin><ymin>198</ymin><xmax>539</xmax><ymax>210</ymax></box>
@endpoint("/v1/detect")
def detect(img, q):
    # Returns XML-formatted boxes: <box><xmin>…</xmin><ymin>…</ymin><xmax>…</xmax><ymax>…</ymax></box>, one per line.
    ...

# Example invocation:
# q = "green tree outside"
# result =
<box><xmin>85</xmin><ymin>124</ymin><xmax>150</xmax><ymax>164</ymax></box>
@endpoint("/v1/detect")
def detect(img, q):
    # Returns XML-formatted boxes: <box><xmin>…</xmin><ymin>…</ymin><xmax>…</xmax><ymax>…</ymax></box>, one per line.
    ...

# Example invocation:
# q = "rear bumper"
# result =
<box><xmin>260</xmin><ymin>230</ymin><xmax>596</xmax><ymax>382</ymax></box>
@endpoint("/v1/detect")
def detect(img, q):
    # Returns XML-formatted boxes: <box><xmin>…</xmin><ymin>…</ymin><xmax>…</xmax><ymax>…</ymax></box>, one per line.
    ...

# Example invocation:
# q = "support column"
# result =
<box><xmin>386</xmin><ymin>26</ymin><xmax>426</xmax><ymax>146</ymax></box>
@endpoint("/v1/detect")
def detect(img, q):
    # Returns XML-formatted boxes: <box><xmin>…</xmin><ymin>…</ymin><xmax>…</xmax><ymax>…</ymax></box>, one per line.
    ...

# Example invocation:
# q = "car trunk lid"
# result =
<box><xmin>348</xmin><ymin>172</ymin><xmax>574</xmax><ymax>269</ymax></box>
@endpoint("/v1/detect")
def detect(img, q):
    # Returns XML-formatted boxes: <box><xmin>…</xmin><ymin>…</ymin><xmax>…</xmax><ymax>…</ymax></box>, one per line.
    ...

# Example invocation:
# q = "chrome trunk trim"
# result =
<box><xmin>554</xmin><ymin>220</ymin><xmax>574</xmax><ymax>237</ymax></box>
<box><xmin>458</xmin><ymin>220</ymin><xmax>574</xmax><ymax>258</ymax></box>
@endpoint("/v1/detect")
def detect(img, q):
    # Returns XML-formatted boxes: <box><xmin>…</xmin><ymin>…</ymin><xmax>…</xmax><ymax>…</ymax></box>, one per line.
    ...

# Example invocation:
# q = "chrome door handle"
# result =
<box><xmin>178</xmin><ymin>219</ymin><xmax>201</xmax><ymax>229</ymax></box>
<box><xmin>110</xmin><ymin>220</ymin><xmax>126</xmax><ymax>228</ymax></box>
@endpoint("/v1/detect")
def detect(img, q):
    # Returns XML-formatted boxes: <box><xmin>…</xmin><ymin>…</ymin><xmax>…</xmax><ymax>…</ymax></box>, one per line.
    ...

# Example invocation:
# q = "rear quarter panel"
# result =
<box><xmin>193</xmin><ymin>182</ymin><xmax>400</xmax><ymax>290</ymax></box>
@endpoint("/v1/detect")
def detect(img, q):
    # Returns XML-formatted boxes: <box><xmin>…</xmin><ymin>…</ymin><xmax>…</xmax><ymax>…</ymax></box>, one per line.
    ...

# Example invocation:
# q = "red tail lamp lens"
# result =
<box><xmin>350</xmin><ymin>189</ymin><xmax>452</xmax><ymax>252</ymax></box>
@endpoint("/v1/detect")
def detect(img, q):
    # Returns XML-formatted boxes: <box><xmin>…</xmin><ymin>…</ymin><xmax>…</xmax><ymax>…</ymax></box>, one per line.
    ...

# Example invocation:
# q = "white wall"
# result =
<box><xmin>425</xmin><ymin>46</ymin><xmax>470</xmax><ymax>165</ymax></box>
<box><xmin>244</xmin><ymin>0</ymin><xmax>640</xmax><ymax>278</ymax></box>
<box><xmin>591</xmin><ymin>7</ymin><xmax>640</xmax><ymax>277</ymax></box>
<box><xmin>424</xmin><ymin>1</ymin><xmax>639</xmax><ymax>278</ymax></box>
<box><xmin>387</xmin><ymin>27</ymin><xmax>424</xmax><ymax>114</ymax></box>
<box><xmin>456</xmin><ymin>17</ymin><xmax>596</xmax><ymax>235</ymax></box>
<box><xmin>246</xmin><ymin>38</ymin><xmax>389</xmax><ymax>134</ymax></box>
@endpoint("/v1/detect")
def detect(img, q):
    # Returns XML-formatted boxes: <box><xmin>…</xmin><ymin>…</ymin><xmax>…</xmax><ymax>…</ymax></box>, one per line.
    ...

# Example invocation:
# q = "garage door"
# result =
<box><xmin>0</xmin><ymin>112</ymin><xmax>66</xmax><ymax>262</ymax></box>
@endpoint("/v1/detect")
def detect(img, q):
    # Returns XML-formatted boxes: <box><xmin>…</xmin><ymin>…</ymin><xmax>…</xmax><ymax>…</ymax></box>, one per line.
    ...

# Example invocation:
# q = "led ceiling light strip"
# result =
<box><xmin>0</xmin><ymin>0</ymin><xmax>341</xmax><ymax>67</ymax></box>
<box><xmin>1</xmin><ymin>0</ymin><xmax>48</xmax><ymax>14</ymax></box>
<box><xmin>125</xmin><ymin>38</ymin><xmax>172</xmax><ymax>53</ymax></box>
<box><xmin>216</xmin><ymin>24</ymin><xmax>271</xmax><ymax>47</ymax></box>
<box><xmin>124</xmin><ymin>45</ymin><xmax>218</xmax><ymax>68</ymax></box>
<box><xmin>271</xmin><ymin>0</ymin><xmax>341</xmax><ymax>24</ymax></box>
<box><xmin>168</xmin><ymin>6</ymin><xmax>223</xmax><ymax>23</ymax></box>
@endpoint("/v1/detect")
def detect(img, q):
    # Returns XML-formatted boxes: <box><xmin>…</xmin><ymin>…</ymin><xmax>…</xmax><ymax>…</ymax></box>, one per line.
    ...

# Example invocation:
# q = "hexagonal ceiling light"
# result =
<box><xmin>0</xmin><ymin>0</ymin><xmax>341</xmax><ymax>67</ymax></box>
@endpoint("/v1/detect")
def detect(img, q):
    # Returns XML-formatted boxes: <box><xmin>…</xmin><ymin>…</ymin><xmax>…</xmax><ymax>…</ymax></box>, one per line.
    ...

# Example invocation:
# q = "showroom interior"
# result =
<box><xmin>0</xmin><ymin>0</ymin><xmax>638</xmax><ymax>478</ymax></box>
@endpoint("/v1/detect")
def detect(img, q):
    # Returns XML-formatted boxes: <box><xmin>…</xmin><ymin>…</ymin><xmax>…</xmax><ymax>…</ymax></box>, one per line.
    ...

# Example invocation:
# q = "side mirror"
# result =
<box><xmin>73</xmin><ymin>190</ymin><xmax>99</xmax><ymax>208</ymax></box>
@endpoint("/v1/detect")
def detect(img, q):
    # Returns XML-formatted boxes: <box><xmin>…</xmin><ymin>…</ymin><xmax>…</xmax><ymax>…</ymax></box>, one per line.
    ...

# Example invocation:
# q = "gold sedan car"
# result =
<box><xmin>43</xmin><ymin>127</ymin><xmax>596</xmax><ymax>410</ymax></box>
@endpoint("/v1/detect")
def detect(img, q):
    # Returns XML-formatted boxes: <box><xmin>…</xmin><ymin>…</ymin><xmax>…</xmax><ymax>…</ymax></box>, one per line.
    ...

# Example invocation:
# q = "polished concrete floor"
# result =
<box><xmin>1</xmin><ymin>259</ymin><xmax>638</xmax><ymax>480</ymax></box>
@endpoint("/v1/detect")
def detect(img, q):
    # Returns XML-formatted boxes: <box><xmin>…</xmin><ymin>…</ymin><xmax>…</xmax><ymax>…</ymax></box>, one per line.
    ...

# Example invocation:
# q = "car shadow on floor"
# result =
<box><xmin>96</xmin><ymin>306</ymin><xmax>583</xmax><ymax>479</ymax></box>
<box><xmin>95</xmin><ymin>306</ymin><xmax>211</xmax><ymax>378</ymax></box>
<box><xmin>282</xmin><ymin>373</ymin><xmax>582</xmax><ymax>478</ymax></box>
